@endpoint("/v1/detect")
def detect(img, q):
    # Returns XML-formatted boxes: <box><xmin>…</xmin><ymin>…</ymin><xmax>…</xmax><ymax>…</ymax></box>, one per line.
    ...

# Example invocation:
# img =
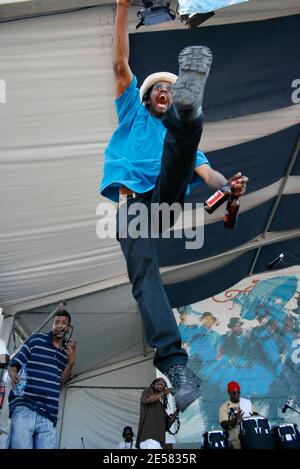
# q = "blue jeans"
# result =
<box><xmin>9</xmin><ymin>406</ymin><xmax>57</xmax><ymax>449</ymax></box>
<box><xmin>117</xmin><ymin>106</ymin><xmax>204</xmax><ymax>372</ymax></box>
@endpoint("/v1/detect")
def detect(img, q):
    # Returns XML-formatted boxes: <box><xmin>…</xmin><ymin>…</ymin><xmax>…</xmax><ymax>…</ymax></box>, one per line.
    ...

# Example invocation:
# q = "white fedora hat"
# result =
<box><xmin>139</xmin><ymin>71</ymin><xmax>178</xmax><ymax>103</ymax></box>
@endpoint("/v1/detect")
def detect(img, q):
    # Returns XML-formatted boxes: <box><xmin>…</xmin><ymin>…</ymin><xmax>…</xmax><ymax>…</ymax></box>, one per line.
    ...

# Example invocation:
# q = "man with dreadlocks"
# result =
<box><xmin>100</xmin><ymin>0</ymin><xmax>248</xmax><ymax>412</ymax></box>
<box><xmin>136</xmin><ymin>378</ymin><xmax>177</xmax><ymax>449</ymax></box>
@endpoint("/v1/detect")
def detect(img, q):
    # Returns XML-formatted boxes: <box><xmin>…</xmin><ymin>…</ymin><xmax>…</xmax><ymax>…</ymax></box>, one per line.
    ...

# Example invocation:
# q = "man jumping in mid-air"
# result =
<box><xmin>100</xmin><ymin>0</ymin><xmax>248</xmax><ymax>412</ymax></box>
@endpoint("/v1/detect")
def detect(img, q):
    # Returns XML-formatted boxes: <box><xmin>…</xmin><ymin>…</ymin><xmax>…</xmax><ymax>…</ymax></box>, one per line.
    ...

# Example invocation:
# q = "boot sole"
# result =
<box><xmin>172</xmin><ymin>46</ymin><xmax>213</xmax><ymax>111</ymax></box>
<box><xmin>174</xmin><ymin>376</ymin><xmax>202</xmax><ymax>412</ymax></box>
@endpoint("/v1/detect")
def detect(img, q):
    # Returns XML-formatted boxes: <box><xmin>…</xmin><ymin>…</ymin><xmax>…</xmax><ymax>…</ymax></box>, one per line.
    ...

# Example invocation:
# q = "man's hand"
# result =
<box><xmin>163</xmin><ymin>387</ymin><xmax>173</xmax><ymax>396</ymax></box>
<box><xmin>168</xmin><ymin>413</ymin><xmax>177</xmax><ymax>424</ymax></box>
<box><xmin>228</xmin><ymin>172</ymin><xmax>249</xmax><ymax>197</ymax></box>
<box><xmin>235</xmin><ymin>409</ymin><xmax>244</xmax><ymax>422</ymax></box>
<box><xmin>61</xmin><ymin>341</ymin><xmax>77</xmax><ymax>386</ymax></box>
<box><xmin>229</xmin><ymin>409</ymin><xmax>244</xmax><ymax>428</ymax></box>
<box><xmin>65</xmin><ymin>340</ymin><xmax>77</xmax><ymax>368</ymax></box>
<box><xmin>8</xmin><ymin>366</ymin><xmax>21</xmax><ymax>389</ymax></box>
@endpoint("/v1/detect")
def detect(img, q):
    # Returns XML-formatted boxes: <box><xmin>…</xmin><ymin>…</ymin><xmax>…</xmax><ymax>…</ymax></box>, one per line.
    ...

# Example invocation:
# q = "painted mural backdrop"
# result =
<box><xmin>174</xmin><ymin>266</ymin><xmax>300</xmax><ymax>443</ymax></box>
<box><xmin>178</xmin><ymin>0</ymin><xmax>249</xmax><ymax>15</ymax></box>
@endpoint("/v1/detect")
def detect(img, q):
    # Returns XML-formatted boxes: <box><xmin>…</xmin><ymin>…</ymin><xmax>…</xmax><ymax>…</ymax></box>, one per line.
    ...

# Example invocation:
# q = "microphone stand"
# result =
<box><xmin>284</xmin><ymin>405</ymin><xmax>300</xmax><ymax>416</ymax></box>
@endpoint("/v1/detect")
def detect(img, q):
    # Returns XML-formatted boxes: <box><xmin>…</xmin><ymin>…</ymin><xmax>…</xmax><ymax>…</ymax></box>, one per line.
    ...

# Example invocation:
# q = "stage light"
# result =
<box><xmin>136</xmin><ymin>0</ymin><xmax>176</xmax><ymax>29</ymax></box>
<box><xmin>180</xmin><ymin>10</ymin><xmax>215</xmax><ymax>29</ymax></box>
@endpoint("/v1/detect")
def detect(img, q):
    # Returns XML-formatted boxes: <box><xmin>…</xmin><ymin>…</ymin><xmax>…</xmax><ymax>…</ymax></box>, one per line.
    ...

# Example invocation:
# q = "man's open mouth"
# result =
<box><xmin>157</xmin><ymin>94</ymin><xmax>169</xmax><ymax>105</ymax></box>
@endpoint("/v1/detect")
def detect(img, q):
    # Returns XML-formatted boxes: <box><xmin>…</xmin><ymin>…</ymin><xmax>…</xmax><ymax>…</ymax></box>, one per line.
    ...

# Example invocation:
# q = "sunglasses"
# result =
<box><xmin>231</xmin><ymin>391</ymin><xmax>240</xmax><ymax>395</ymax></box>
<box><xmin>153</xmin><ymin>83</ymin><xmax>172</xmax><ymax>93</ymax></box>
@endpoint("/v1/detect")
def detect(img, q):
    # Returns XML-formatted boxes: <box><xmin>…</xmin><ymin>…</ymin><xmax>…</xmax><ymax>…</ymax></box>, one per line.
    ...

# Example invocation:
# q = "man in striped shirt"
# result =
<box><xmin>7</xmin><ymin>308</ymin><xmax>76</xmax><ymax>449</ymax></box>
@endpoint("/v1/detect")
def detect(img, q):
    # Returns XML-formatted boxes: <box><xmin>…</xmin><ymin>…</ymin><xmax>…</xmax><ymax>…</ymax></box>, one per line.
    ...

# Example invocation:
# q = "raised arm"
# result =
<box><xmin>61</xmin><ymin>340</ymin><xmax>76</xmax><ymax>387</ymax></box>
<box><xmin>142</xmin><ymin>387</ymin><xmax>172</xmax><ymax>404</ymax></box>
<box><xmin>113</xmin><ymin>0</ymin><xmax>133</xmax><ymax>97</ymax></box>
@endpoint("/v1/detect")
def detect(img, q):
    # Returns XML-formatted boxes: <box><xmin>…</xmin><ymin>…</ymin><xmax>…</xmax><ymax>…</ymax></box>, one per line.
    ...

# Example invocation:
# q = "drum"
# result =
<box><xmin>202</xmin><ymin>430</ymin><xmax>232</xmax><ymax>449</ymax></box>
<box><xmin>272</xmin><ymin>423</ymin><xmax>300</xmax><ymax>449</ymax></box>
<box><xmin>239</xmin><ymin>416</ymin><xmax>274</xmax><ymax>449</ymax></box>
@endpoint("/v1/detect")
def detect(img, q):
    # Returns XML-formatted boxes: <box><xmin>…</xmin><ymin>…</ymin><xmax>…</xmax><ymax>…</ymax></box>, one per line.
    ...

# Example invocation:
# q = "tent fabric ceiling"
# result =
<box><xmin>0</xmin><ymin>4</ymin><xmax>299</xmax><ymax>311</ymax></box>
<box><xmin>0</xmin><ymin>3</ymin><xmax>299</xmax><ymax>381</ymax></box>
<box><xmin>12</xmin><ymin>285</ymin><xmax>153</xmax><ymax>376</ymax></box>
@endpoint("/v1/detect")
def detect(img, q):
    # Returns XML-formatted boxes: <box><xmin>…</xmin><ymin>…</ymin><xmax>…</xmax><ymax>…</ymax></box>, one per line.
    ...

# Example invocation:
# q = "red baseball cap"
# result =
<box><xmin>227</xmin><ymin>381</ymin><xmax>240</xmax><ymax>392</ymax></box>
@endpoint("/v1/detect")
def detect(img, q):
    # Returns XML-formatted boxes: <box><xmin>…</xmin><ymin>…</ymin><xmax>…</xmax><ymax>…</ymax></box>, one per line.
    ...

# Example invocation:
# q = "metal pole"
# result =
<box><xmin>248</xmin><ymin>133</ymin><xmax>300</xmax><ymax>276</ymax></box>
<box><xmin>263</xmin><ymin>133</ymin><xmax>300</xmax><ymax>236</ymax></box>
<box><xmin>57</xmin><ymin>386</ymin><xmax>67</xmax><ymax>449</ymax></box>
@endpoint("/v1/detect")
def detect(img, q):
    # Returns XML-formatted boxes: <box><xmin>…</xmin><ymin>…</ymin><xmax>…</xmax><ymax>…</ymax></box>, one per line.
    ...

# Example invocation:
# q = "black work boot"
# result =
<box><xmin>164</xmin><ymin>364</ymin><xmax>201</xmax><ymax>412</ymax></box>
<box><xmin>172</xmin><ymin>45</ymin><xmax>213</xmax><ymax>123</ymax></box>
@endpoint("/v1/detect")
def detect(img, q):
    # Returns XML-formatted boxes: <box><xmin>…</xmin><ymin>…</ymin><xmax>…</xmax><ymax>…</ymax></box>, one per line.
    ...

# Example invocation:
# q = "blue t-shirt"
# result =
<box><xmin>100</xmin><ymin>76</ymin><xmax>209</xmax><ymax>202</ymax></box>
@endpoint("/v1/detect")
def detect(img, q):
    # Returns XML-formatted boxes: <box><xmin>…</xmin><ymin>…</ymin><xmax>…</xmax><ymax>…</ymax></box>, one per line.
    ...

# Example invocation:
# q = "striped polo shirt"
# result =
<box><xmin>8</xmin><ymin>332</ymin><xmax>68</xmax><ymax>426</ymax></box>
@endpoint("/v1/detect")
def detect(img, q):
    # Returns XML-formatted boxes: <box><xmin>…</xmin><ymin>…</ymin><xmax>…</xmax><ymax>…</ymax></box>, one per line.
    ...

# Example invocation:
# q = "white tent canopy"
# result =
<box><xmin>1</xmin><ymin>1</ymin><xmax>299</xmax><ymax>310</ymax></box>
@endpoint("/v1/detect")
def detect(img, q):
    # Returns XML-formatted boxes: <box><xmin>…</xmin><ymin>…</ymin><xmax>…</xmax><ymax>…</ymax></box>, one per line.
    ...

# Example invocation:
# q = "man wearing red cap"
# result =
<box><xmin>219</xmin><ymin>381</ymin><xmax>258</xmax><ymax>449</ymax></box>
